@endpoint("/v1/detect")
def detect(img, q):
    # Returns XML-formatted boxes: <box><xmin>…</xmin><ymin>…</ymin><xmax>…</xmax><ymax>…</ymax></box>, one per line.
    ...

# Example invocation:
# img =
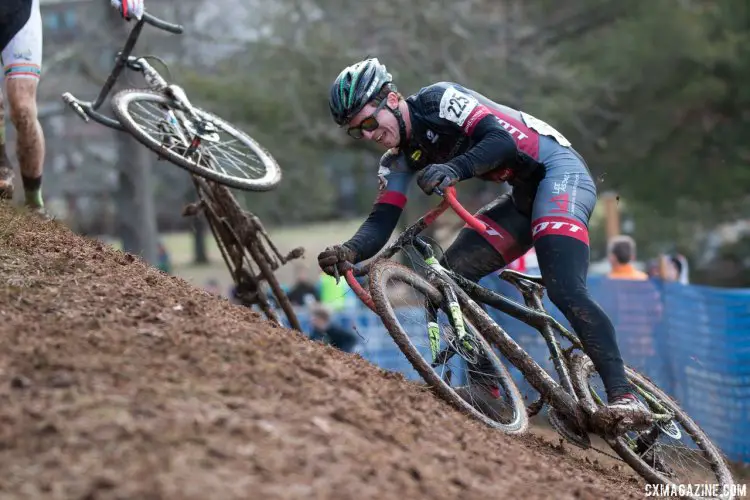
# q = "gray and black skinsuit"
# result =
<box><xmin>344</xmin><ymin>81</ymin><xmax>632</xmax><ymax>401</ymax></box>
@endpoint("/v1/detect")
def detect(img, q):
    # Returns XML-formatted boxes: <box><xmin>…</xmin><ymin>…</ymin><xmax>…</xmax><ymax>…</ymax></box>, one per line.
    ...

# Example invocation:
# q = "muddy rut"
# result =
<box><xmin>0</xmin><ymin>205</ymin><xmax>644</xmax><ymax>499</ymax></box>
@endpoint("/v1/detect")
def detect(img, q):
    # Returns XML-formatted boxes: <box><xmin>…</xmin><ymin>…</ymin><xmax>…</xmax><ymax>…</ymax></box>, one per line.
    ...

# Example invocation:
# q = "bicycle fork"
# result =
<box><xmin>414</xmin><ymin>238</ymin><xmax>475</xmax><ymax>365</ymax></box>
<box><xmin>126</xmin><ymin>55</ymin><xmax>220</xmax><ymax>158</ymax></box>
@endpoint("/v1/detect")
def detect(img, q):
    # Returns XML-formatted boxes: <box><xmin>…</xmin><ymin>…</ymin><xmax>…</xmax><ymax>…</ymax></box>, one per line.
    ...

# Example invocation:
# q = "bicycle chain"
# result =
<box><xmin>588</xmin><ymin>443</ymin><xmax>624</xmax><ymax>462</ymax></box>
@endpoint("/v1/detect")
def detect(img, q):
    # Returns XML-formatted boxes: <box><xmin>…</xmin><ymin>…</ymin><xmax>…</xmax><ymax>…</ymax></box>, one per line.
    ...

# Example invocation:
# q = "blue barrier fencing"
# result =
<box><xmin>286</xmin><ymin>275</ymin><xmax>750</xmax><ymax>464</ymax></box>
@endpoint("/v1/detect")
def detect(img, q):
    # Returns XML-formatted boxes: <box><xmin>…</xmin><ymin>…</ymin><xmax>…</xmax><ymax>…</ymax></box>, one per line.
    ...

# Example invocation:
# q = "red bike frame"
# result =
<box><xmin>343</xmin><ymin>186</ymin><xmax>487</xmax><ymax>310</ymax></box>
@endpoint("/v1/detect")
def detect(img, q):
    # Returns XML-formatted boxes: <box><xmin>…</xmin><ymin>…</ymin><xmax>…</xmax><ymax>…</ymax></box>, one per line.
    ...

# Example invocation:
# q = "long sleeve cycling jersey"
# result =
<box><xmin>345</xmin><ymin>81</ymin><xmax>552</xmax><ymax>261</ymax></box>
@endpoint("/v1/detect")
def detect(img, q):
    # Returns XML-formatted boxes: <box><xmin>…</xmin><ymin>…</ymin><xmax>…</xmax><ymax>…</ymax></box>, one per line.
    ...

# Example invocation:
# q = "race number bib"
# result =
<box><xmin>439</xmin><ymin>87</ymin><xmax>479</xmax><ymax>127</ymax></box>
<box><xmin>520</xmin><ymin>111</ymin><xmax>571</xmax><ymax>147</ymax></box>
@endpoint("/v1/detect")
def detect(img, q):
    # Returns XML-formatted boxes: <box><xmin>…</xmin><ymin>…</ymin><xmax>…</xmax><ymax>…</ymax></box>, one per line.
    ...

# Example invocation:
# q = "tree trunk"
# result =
<box><xmin>108</xmin><ymin>6</ymin><xmax>158</xmax><ymax>265</ymax></box>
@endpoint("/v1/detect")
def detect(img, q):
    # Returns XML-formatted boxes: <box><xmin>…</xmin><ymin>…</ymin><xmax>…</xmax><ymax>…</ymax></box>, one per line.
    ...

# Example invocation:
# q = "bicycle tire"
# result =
<box><xmin>570</xmin><ymin>354</ymin><xmax>735</xmax><ymax>499</ymax></box>
<box><xmin>111</xmin><ymin>88</ymin><xmax>282</xmax><ymax>191</ymax></box>
<box><xmin>191</xmin><ymin>178</ymin><xmax>301</xmax><ymax>330</ymax></box>
<box><xmin>246</xmin><ymin>236</ymin><xmax>302</xmax><ymax>332</ymax></box>
<box><xmin>368</xmin><ymin>260</ymin><xmax>528</xmax><ymax>434</ymax></box>
<box><xmin>207</xmin><ymin>181</ymin><xmax>300</xmax><ymax>331</ymax></box>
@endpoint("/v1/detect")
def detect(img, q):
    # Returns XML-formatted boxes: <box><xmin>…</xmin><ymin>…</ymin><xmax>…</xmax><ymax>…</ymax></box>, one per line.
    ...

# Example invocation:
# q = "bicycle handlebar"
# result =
<box><xmin>142</xmin><ymin>12</ymin><xmax>184</xmax><ymax>34</ymax></box>
<box><xmin>341</xmin><ymin>186</ymin><xmax>489</xmax><ymax>312</ymax></box>
<box><xmin>344</xmin><ymin>186</ymin><xmax>486</xmax><ymax>278</ymax></box>
<box><xmin>437</xmin><ymin>186</ymin><xmax>488</xmax><ymax>233</ymax></box>
<box><xmin>344</xmin><ymin>269</ymin><xmax>376</xmax><ymax>312</ymax></box>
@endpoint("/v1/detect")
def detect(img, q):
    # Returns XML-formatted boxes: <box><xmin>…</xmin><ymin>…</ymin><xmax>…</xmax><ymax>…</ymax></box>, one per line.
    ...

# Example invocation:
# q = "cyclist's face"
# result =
<box><xmin>347</xmin><ymin>92</ymin><xmax>401</xmax><ymax>149</ymax></box>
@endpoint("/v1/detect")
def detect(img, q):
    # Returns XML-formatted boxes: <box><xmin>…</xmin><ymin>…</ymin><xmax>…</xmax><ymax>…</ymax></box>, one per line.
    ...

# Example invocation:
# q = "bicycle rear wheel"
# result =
<box><xmin>571</xmin><ymin>354</ymin><xmax>735</xmax><ymax>499</ymax></box>
<box><xmin>111</xmin><ymin>88</ymin><xmax>282</xmax><ymax>191</ymax></box>
<box><xmin>368</xmin><ymin>260</ymin><xmax>528</xmax><ymax>434</ymax></box>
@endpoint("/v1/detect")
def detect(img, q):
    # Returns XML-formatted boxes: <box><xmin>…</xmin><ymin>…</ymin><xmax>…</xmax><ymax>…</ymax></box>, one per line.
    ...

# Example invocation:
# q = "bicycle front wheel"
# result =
<box><xmin>111</xmin><ymin>88</ymin><xmax>282</xmax><ymax>191</ymax></box>
<box><xmin>368</xmin><ymin>260</ymin><xmax>528</xmax><ymax>434</ymax></box>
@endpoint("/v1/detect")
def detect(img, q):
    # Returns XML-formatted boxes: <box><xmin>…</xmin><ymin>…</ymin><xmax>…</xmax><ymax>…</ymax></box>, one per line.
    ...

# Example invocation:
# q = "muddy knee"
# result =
<box><xmin>8</xmin><ymin>98</ymin><xmax>37</xmax><ymax>130</ymax></box>
<box><xmin>7</xmin><ymin>80</ymin><xmax>39</xmax><ymax>129</ymax></box>
<box><xmin>439</xmin><ymin>229</ymin><xmax>506</xmax><ymax>283</ymax></box>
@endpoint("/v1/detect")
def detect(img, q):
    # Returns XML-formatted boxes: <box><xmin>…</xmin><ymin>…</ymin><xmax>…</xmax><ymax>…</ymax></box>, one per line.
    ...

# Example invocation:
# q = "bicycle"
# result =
<box><xmin>342</xmin><ymin>186</ymin><xmax>735</xmax><ymax>498</ymax></box>
<box><xmin>61</xmin><ymin>11</ymin><xmax>281</xmax><ymax>191</ymax></box>
<box><xmin>61</xmin><ymin>11</ymin><xmax>304</xmax><ymax>330</ymax></box>
<box><xmin>182</xmin><ymin>176</ymin><xmax>305</xmax><ymax>331</ymax></box>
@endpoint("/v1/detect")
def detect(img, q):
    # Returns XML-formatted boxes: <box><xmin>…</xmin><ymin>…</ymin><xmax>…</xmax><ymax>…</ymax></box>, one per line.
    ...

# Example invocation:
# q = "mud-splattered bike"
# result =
<box><xmin>343</xmin><ymin>186</ymin><xmax>735</xmax><ymax>499</ymax></box>
<box><xmin>61</xmin><ymin>10</ymin><xmax>303</xmax><ymax>329</ymax></box>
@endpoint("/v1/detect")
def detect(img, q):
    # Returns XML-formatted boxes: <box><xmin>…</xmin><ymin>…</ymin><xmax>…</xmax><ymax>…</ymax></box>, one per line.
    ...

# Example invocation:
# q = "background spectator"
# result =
<box><xmin>606</xmin><ymin>235</ymin><xmax>648</xmax><ymax>281</ymax></box>
<box><xmin>309</xmin><ymin>304</ymin><xmax>358</xmax><ymax>353</ymax></box>
<box><xmin>204</xmin><ymin>278</ymin><xmax>222</xmax><ymax>296</ymax></box>
<box><xmin>286</xmin><ymin>263</ymin><xmax>320</xmax><ymax>307</ymax></box>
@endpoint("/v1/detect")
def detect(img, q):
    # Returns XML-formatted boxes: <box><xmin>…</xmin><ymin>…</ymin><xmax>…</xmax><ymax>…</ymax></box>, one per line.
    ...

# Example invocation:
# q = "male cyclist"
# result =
<box><xmin>317</xmin><ymin>58</ymin><xmax>650</xmax><ymax>431</ymax></box>
<box><xmin>0</xmin><ymin>0</ymin><xmax>143</xmax><ymax>217</ymax></box>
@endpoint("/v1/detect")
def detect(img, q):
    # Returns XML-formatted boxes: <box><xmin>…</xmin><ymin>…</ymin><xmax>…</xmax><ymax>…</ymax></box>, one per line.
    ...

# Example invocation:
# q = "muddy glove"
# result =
<box><xmin>110</xmin><ymin>0</ymin><xmax>144</xmax><ymax>20</ymax></box>
<box><xmin>317</xmin><ymin>244</ymin><xmax>357</xmax><ymax>277</ymax></box>
<box><xmin>416</xmin><ymin>163</ymin><xmax>462</xmax><ymax>195</ymax></box>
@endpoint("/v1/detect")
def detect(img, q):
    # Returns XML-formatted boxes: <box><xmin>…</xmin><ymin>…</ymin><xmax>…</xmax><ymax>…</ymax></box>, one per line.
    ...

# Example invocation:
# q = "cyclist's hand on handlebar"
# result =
<box><xmin>317</xmin><ymin>244</ymin><xmax>357</xmax><ymax>277</ymax></box>
<box><xmin>110</xmin><ymin>0</ymin><xmax>144</xmax><ymax>21</ymax></box>
<box><xmin>416</xmin><ymin>163</ymin><xmax>461</xmax><ymax>195</ymax></box>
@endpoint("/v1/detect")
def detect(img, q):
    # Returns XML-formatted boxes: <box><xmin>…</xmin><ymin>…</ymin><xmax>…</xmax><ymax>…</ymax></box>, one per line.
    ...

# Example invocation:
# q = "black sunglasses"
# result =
<box><xmin>346</xmin><ymin>99</ymin><xmax>389</xmax><ymax>139</ymax></box>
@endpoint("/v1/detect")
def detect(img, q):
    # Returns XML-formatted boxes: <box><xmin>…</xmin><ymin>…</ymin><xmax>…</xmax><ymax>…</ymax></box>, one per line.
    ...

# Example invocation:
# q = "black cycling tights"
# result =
<box><xmin>441</xmin><ymin>232</ymin><xmax>632</xmax><ymax>401</ymax></box>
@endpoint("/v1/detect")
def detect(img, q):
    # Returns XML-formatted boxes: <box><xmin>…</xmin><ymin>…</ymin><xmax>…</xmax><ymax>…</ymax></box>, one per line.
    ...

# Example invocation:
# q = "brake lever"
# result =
<box><xmin>61</xmin><ymin>92</ymin><xmax>90</xmax><ymax>123</ymax></box>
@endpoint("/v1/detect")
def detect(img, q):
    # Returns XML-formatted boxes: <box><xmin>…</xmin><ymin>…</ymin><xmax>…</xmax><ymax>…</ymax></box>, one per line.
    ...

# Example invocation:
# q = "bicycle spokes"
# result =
<box><xmin>584</xmin><ymin>365</ymin><xmax>727</xmax><ymax>485</ymax></box>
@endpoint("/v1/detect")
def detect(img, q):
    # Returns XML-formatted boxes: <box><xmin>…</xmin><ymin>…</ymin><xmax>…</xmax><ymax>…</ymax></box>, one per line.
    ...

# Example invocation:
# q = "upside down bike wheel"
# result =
<box><xmin>111</xmin><ymin>88</ymin><xmax>282</xmax><ymax>191</ymax></box>
<box><xmin>368</xmin><ymin>260</ymin><xmax>528</xmax><ymax>434</ymax></box>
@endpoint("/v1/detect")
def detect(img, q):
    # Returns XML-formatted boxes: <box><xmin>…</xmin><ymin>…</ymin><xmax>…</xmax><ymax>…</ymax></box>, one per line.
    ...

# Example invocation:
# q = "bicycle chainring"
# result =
<box><xmin>548</xmin><ymin>407</ymin><xmax>591</xmax><ymax>450</ymax></box>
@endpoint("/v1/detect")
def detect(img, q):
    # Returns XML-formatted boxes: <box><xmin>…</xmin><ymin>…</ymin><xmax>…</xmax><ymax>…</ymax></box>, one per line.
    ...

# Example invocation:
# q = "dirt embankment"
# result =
<box><xmin>0</xmin><ymin>205</ymin><xmax>644</xmax><ymax>499</ymax></box>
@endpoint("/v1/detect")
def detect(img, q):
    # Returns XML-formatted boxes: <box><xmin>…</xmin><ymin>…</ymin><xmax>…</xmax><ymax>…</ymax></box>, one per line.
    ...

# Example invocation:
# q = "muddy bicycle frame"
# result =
<box><xmin>62</xmin><ymin>13</ymin><xmax>305</xmax><ymax>330</ymax></box>
<box><xmin>344</xmin><ymin>186</ymin><xmax>672</xmax><ymax>428</ymax></box>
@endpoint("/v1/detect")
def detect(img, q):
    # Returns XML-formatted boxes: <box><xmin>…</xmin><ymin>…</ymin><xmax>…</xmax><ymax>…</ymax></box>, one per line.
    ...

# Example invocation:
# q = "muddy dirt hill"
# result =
<box><xmin>0</xmin><ymin>205</ymin><xmax>644</xmax><ymax>500</ymax></box>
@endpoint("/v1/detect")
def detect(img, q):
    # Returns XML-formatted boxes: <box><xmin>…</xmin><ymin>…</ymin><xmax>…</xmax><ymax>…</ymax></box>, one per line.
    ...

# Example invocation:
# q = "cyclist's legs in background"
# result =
<box><xmin>2</xmin><ymin>0</ymin><xmax>44</xmax><ymax>210</ymax></box>
<box><xmin>531</xmin><ymin>141</ymin><xmax>632</xmax><ymax>401</ymax></box>
<box><xmin>440</xmin><ymin>193</ymin><xmax>532</xmax><ymax>282</ymax></box>
<box><xmin>0</xmin><ymin>89</ymin><xmax>13</xmax><ymax>199</ymax></box>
